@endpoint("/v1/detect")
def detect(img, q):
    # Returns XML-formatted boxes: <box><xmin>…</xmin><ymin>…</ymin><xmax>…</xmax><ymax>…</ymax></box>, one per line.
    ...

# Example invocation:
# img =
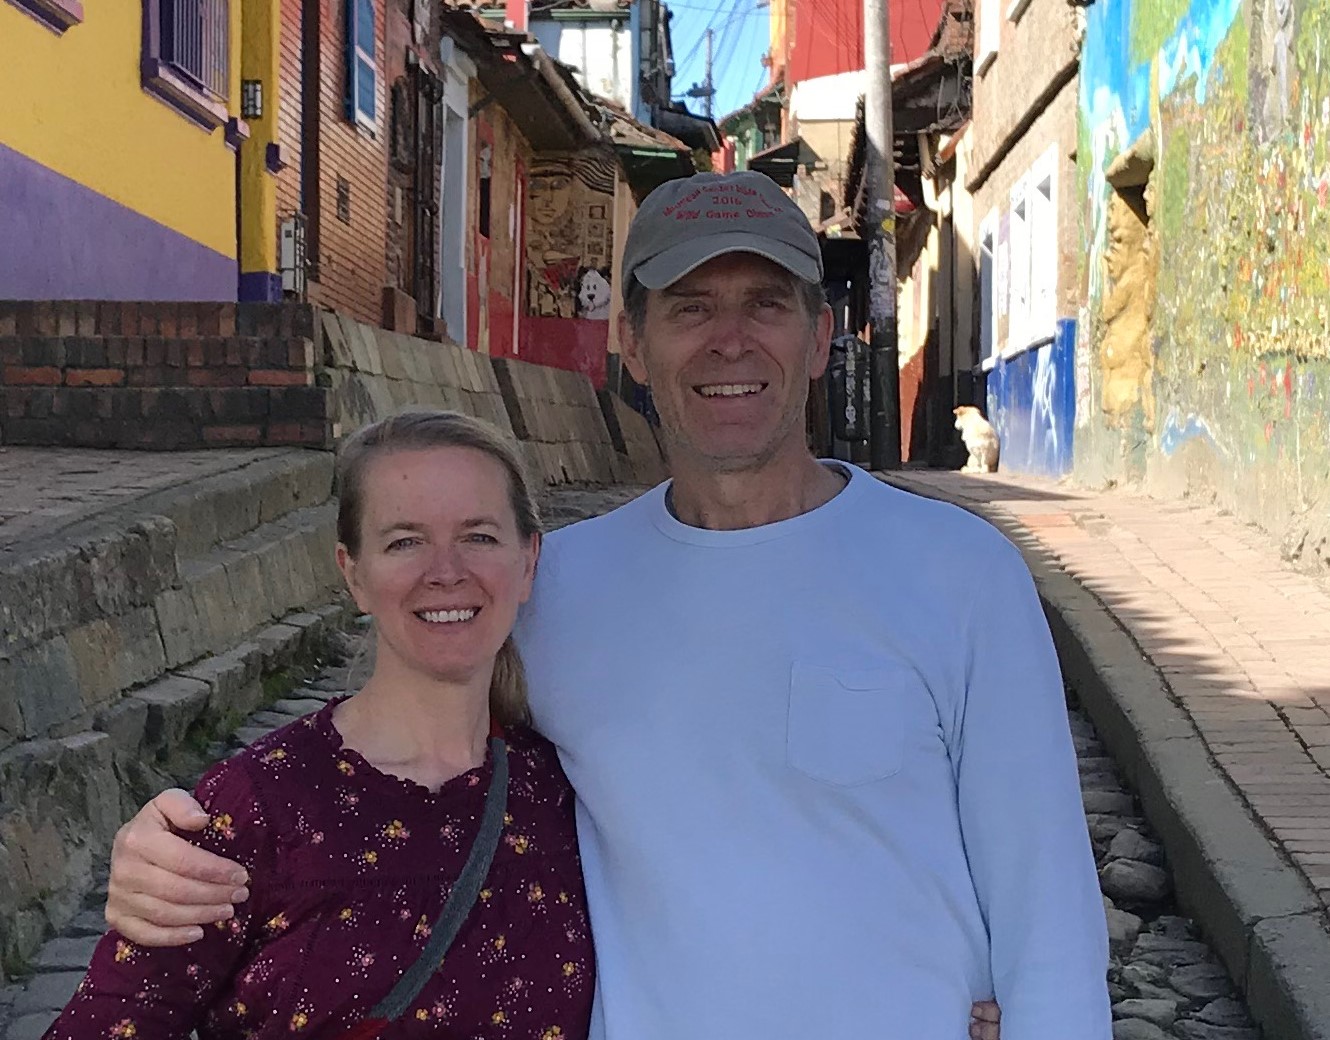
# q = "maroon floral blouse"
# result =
<box><xmin>44</xmin><ymin>700</ymin><xmax>594</xmax><ymax>1040</ymax></box>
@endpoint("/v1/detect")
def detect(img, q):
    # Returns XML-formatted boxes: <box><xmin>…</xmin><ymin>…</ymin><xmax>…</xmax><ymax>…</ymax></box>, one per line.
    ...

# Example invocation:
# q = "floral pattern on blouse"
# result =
<box><xmin>43</xmin><ymin>699</ymin><xmax>594</xmax><ymax>1040</ymax></box>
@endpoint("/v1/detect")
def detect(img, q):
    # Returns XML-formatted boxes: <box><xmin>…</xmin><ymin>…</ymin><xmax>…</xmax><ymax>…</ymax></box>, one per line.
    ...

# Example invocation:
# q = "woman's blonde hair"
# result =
<box><xmin>335</xmin><ymin>409</ymin><xmax>542</xmax><ymax>726</ymax></box>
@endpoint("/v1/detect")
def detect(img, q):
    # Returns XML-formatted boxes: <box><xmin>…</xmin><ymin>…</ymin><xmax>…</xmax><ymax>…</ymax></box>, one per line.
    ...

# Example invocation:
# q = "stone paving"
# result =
<box><xmin>0</xmin><ymin>482</ymin><xmax>1263</xmax><ymax>1040</ymax></box>
<box><xmin>887</xmin><ymin>471</ymin><xmax>1330</xmax><ymax>909</ymax></box>
<box><xmin>0</xmin><ymin>447</ymin><xmax>288</xmax><ymax>553</ymax></box>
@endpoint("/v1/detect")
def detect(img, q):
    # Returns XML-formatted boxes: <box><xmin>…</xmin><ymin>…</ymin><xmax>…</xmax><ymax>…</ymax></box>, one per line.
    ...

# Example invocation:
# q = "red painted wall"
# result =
<box><xmin>519</xmin><ymin>316</ymin><xmax>608</xmax><ymax>387</ymax></box>
<box><xmin>786</xmin><ymin>0</ymin><xmax>943</xmax><ymax>86</ymax></box>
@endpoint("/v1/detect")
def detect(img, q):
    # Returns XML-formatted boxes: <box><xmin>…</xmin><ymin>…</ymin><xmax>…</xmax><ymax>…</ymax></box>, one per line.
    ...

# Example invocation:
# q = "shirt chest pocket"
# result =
<box><xmin>787</xmin><ymin>662</ymin><xmax>915</xmax><ymax>786</ymax></box>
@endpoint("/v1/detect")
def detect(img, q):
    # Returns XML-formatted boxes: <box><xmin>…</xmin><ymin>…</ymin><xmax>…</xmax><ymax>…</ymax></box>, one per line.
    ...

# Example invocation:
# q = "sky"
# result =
<box><xmin>668</xmin><ymin>0</ymin><xmax>773</xmax><ymax>123</ymax></box>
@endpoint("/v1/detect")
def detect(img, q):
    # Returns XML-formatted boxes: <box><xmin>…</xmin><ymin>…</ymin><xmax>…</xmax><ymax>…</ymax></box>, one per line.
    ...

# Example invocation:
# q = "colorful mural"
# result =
<box><xmin>1078</xmin><ymin>0</ymin><xmax>1330</xmax><ymax>558</ymax></box>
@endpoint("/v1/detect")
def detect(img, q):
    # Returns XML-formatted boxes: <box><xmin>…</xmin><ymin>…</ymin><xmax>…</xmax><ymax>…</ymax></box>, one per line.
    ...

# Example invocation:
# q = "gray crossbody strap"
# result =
<box><xmin>368</xmin><ymin>735</ymin><xmax>509</xmax><ymax>1022</ymax></box>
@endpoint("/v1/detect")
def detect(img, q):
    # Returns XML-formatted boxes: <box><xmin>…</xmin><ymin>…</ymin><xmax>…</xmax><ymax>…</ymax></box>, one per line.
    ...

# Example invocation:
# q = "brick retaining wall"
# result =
<box><xmin>0</xmin><ymin>301</ymin><xmax>666</xmax><ymax>485</ymax></box>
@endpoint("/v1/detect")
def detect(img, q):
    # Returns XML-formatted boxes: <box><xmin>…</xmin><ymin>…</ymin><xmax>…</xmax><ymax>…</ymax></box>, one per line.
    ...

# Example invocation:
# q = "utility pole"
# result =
<box><xmin>684</xmin><ymin>28</ymin><xmax>715</xmax><ymax>119</ymax></box>
<box><xmin>704</xmin><ymin>28</ymin><xmax>713</xmax><ymax>120</ymax></box>
<box><xmin>864</xmin><ymin>0</ymin><xmax>901</xmax><ymax>470</ymax></box>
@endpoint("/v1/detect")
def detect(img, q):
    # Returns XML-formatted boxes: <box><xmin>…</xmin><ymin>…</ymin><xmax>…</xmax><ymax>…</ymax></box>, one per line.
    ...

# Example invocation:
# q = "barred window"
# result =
<box><xmin>159</xmin><ymin>0</ymin><xmax>229</xmax><ymax>100</ymax></box>
<box><xmin>141</xmin><ymin>0</ymin><xmax>231</xmax><ymax>128</ymax></box>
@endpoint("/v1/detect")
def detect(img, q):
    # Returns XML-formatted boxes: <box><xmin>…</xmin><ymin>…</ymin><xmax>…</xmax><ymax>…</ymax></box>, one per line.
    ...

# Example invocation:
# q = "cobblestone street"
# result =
<box><xmin>0</xmin><ymin>483</ymin><xmax>1263</xmax><ymax>1040</ymax></box>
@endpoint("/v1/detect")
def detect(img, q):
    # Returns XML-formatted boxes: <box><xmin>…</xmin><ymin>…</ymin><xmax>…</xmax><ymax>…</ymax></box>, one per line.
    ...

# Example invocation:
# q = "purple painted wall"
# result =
<box><xmin>0</xmin><ymin>143</ymin><xmax>236</xmax><ymax>301</ymax></box>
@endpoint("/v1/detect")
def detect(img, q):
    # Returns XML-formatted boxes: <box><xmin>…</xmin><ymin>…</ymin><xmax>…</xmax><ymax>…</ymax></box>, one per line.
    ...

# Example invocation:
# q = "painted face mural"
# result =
<box><xmin>526</xmin><ymin>155</ymin><xmax>616</xmax><ymax>319</ymax></box>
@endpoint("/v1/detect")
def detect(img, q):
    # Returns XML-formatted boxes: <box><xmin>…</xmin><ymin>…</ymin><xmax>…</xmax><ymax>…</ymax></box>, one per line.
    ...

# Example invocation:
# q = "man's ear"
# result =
<box><xmin>809</xmin><ymin>303</ymin><xmax>834</xmax><ymax>380</ymax></box>
<box><xmin>619</xmin><ymin>311</ymin><xmax>649</xmax><ymax>385</ymax></box>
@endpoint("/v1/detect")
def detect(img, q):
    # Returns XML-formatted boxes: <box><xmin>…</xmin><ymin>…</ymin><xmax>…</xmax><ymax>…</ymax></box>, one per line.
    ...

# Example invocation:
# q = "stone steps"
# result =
<box><xmin>0</xmin><ymin>451</ymin><xmax>347</xmax><ymax>979</ymax></box>
<box><xmin>0</xmin><ymin>633</ymin><xmax>365</xmax><ymax>1040</ymax></box>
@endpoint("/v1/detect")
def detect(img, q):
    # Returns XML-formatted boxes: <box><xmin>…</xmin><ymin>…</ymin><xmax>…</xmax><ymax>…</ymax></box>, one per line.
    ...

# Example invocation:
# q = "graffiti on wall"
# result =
<box><xmin>1078</xmin><ymin>0</ymin><xmax>1330</xmax><ymax>487</ymax></box>
<box><xmin>526</xmin><ymin>153</ymin><xmax>616</xmax><ymax>320</ymax></box>
<box><xmin>987</xmin><ymin>319</ymin><xmax>1078</xmax><ymax>478</ymax></box>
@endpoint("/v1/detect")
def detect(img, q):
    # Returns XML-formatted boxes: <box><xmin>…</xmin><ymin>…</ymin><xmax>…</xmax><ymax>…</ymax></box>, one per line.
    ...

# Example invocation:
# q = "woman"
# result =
<box><xmin>44</xmin><ymin>411</ymin><xmax>593</xmax><ymax>1039</ymax></box>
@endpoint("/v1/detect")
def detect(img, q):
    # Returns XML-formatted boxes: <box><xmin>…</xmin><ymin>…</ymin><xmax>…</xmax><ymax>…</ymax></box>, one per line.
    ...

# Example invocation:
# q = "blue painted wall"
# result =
<box><xmin>986</xmin><ymin>318</ymin><xmax>1076</xmax><ymax>478</ymax></box>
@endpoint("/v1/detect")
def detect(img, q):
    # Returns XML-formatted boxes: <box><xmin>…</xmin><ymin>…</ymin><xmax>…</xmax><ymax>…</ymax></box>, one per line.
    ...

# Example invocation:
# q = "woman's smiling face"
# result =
<box><xmin>337</xmin><ymin>446</ymin><xmax>539</xmax><ymax>688</ymax></box>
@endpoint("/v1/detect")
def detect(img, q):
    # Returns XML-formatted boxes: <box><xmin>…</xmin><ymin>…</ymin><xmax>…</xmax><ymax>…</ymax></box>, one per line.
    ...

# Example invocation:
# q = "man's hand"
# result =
<box><xmin>970</xmin><ymin>1000</ymin><xmax>1000</xmax><ymax>1040</ymax></box>
<box><xmin>106</xmin><ymin>789</ymin><xmax>250</xmax><ymax>946</ymax></box>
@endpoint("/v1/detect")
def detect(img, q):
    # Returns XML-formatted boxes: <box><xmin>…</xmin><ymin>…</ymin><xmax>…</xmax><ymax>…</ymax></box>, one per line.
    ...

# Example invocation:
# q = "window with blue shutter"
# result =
<box><xmin>346</xmin><ymin>0</ymin><xmax>376</xmax><ymax>129</ymax></box>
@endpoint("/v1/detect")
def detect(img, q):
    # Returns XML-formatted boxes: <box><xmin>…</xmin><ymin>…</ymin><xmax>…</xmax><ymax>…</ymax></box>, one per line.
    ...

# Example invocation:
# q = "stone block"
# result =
<box><xmin>8</xmin><ymin>1011</ymin><xmax>60</xmax><ymax>1040</ymax></box>
<box><xmin>231</xmin><ymin>725</ymin><xmax>277</xmax><ymax>747</ymax></box>
<box><xmin>0</xmin><ymin>547</ymin><xmax>92</xmax><ymax>655</ymax></box>
<box><xmin>65</xmin><ymin>909</ymin><xmax>107</xmax><ymax>937</ymax></box>
<box><xmin>0</xmin><ymin>667</ymin><xmax>24</xmax><ymax>750</ymax></box>
<box><xmin>81</xmin><ymin>517</ymin><xmax>179</xmax><ymax>618</ymax></box>
<box><xmin>2</xmin><ymin>638</ymin><xmax>82</xmax><ymax>739</ymax></box>
<box><xmin>153</xmin><ymin>585</ymin><xmax>206</xmax><ymax>668</ymax></box>
<box><xmin>66</xmin><ymin>609</ymin><xmax>166</xmax><ymax>709</ymax></box>
<box><xmin>376</xmin><ymin>333</ymin><xmax>408</xmax><ymax>382</ymax></box>
<box><xmin>392</xmin><ymin>336</ymin><xmax>423</xmax><ymax>385</ymax></box>
<box><xmin>350</xmin><ymin>319</ymin><xmax>384</xmax><ymax>377</ymax></box>
<box><xmin>134</xmin><ymin>675</ymin><xmax>211</xmax><ymax>755</ymax></box>
<box><xmin>430</xmin><ymin>342</ymin><xmax>459</xmax><ymax>390</ymax></box>
<box><xmin>271</xmin><ymin>697</ymin><xmax>328</xmax><ymax>718</ymax></box>
<box><xmin>255</xmin><ymin>454</ymin><xmax>334</xmax><ymax>526</ymax></box>
<box><xmin>93</xmin><ymin>697</ymin><xmax>149</xmax><ymax>756</ymax></box>
<box><xmin>185</xmin><ymin>557</ymin><xmax>246</xmax><ymax>655</ymax></box>
<box><xmin>32</xmin><ymin>934</ymin><xmax>100</xmax><ymax>972</ymax></box>
<box><xmin>180</xmin><ymin>644</ymin><xmax>264</xmax><ymax>723</ymax></box>
<box><xmin>1246</xmin><ymin>913</ymin><xmax>1330</xmax><ymax>1040</ymax></box>
<box><xmin>267</xmin><ymin>530</ymin><xmax>316</xmax><ymax>611</ymax></box>
<box><xmin>206</xmin><ymin>474</ymin><xmax>265</xmax><ymax>546</ymax></box>
<box><xmin>155</xmin><ymin>488</ymin><xmax>218</xmax><ymax>561</ymax></box>
<box><xmin>255</xmin><ymin>623</ymin><xmax>303</xmax><ymax>670</ymax></box>
<box><xmin>11</xmin><ymin>972</ymin><xmax>84</xmax><ymax>1015</ymax></box>
<box><xmin>321</xmin><ymin>310</ymin><xmax>355</xmax><ymax>368</ymax></box>
<box><xmin>474</xmin><ymin>353</ymin><xmax>499</xmax><ymax>394</ymax></box>
<box><xmin>222</xmin><ymin>549</ymin><xmax>272</xmax><ymax>628</ymax></box>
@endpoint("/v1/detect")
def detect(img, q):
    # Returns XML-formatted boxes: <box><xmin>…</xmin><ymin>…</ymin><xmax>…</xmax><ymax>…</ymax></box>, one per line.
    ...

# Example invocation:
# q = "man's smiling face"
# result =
<box><xmin>620</xmin><ymin>252</ymin><xmax>832</xmax><ymax>475</ymax></box>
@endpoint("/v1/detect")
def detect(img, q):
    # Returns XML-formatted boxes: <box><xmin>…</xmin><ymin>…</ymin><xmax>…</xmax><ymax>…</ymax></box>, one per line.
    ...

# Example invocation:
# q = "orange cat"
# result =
<box><xmin>953</xmin><ymin>405</ymin><xmax>1000</xmax><ymax>473</ymax></box>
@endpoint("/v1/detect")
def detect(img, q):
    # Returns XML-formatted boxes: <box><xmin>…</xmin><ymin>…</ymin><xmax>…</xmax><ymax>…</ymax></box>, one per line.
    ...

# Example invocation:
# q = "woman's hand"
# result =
<box><xmin>105</xmin><ymin>789</ymin><xmax>250</xmax><ymax>946</ymax></box>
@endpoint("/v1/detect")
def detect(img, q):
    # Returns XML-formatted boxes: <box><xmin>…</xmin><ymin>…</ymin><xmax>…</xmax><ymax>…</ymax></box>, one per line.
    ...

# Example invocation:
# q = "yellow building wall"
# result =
<box><xmin>239</xmin><ymin>0</ymin><xmax>281</xmax><ymax>280</ymax></box>
<box><xmin>0</xmin><ymin>3</ymin><xmax>241</xmax><ymax>258</ymax></box>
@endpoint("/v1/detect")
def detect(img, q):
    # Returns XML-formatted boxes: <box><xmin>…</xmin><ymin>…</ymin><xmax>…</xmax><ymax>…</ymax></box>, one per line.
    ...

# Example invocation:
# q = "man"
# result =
<box><xmin>105</xmin><ymin>172</ymin><xmax>1109</xmax><ymax>1037</ymax></box>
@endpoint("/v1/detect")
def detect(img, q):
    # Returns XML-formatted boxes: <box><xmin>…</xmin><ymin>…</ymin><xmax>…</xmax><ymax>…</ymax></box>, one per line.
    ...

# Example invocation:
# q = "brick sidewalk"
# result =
<box><xmin>886</xmin><ymin>470</ymin><xmax>1330</xmax><ymax>907</ymax></box>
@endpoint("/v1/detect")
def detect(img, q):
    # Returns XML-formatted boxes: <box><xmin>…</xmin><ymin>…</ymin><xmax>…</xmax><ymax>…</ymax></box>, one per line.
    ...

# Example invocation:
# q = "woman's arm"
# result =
<box><xmin>45</xmin><ymin>760</ymin><xmax>277</xmax><ymax>1040</ymax></box>
<box><xmin>105</xmin><ymin>788</ymin><xmax>251</xmax><ymax>947</ymax></box>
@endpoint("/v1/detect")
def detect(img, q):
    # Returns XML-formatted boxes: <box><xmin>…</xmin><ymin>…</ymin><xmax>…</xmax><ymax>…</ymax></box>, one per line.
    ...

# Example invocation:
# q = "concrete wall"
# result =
<box><xmin>318</xmin><ymin>308</ymin><xmax>514</xmax><ymax>435</ymax></box>
<box><xmin>493</xmin><ymin>357</ymin><xmax>628</xmax><ymax>485</ymax></box>
<box><xmin>1077</xmin><ymin>0</ymin><xmax>1330</xmax><ymax>572</ymax></box>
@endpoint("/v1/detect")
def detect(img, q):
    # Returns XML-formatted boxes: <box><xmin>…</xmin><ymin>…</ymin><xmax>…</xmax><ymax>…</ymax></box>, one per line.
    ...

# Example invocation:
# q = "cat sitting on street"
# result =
<box><xmin>954</xmin><ymin>405</ymin><xmax>1000</xmax><ymax>473</ymax></box>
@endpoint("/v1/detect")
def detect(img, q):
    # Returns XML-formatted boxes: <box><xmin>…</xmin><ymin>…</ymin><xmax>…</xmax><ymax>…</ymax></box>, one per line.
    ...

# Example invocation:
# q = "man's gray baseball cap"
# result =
<box><xmin>621</xmin><ymin>171</ymin><xmax>823</xmax><ymax>297</ymax></box>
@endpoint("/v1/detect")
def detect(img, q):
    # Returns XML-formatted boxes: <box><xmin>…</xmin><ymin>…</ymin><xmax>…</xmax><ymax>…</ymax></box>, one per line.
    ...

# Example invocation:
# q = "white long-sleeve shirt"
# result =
<box><xmin>518</xmin><ymin>464</ymin><xmax>1110</xmax><ymax>1038</ymax></box>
